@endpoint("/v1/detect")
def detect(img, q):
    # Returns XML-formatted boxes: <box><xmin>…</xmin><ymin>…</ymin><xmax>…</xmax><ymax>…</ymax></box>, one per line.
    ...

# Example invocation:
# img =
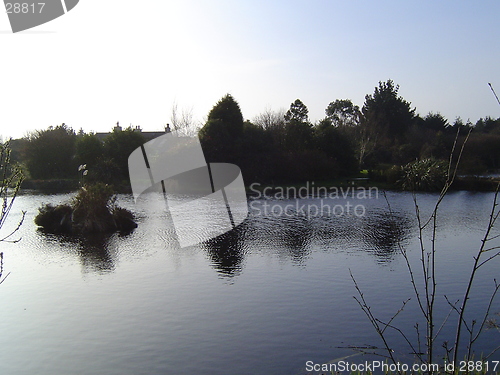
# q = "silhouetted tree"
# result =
<box><xmin>75</xmin><ymin>133</ymin><xmax>103</xmax><ymax>169</ymax></box>
<box><xmin>253</xmin><ymin>107</ymin><xmax>286</xmax><ymax>130</ymax></box>
<box><xmin>352</xmin><ymin>113</ymin><xmax>380</xmax><ymax>168</ymax></box>
<box><xmin>422</xmin><ymin>112</ymin><xmax>449</xmax><ymax>131</ymax></box>
<box><xmin>359</xmin><ymin>80</ymin><xmax>416</xmax><ymax>165</ymax></box>
<box><xmin>314</xmin><ymin>118</ymin><xmax>357</xmax><ymax>175</ymax></box>
<box><xmin>325</xmin><ymin>99</ymin><xmax>360</xmax><ymax>127</ymax></box>
<box><xmin>24</xmin><ymin>124</ymin><xmax>77</xmax><ymax>179</ymax></box>
<box><xmin>8</xmin><ymin>138</ymin><xmax>28</xmax><ymax>166</ymax></box>
<box><xmin>253</xmin><ymin>107</ymin><xmax>286</xmax><ymax>150</ymax></box>
<box><xmin>103</xmin><ymin>126</ymin><xmax>145</xmax><ymax>181</ymax></box>
<box><xmin>284</xmin><ymin>99</ymin><xmax>313</xmax><ymax>151</ymax></box>
<box><xmin>170</xmin><ymin>103</ymin><xmax>197</xmax><ymax>136</ymax></box>
<box><xmin>285</xmin><ymin>99</ymin><xmax>309</xmax><ymax>123</ymax></box>
<box><xmin>199</xmin><ymin>94</ymin><xmax>244</xmax><ymax>163</ymax></box>
<box><xmin>205</xmin><ymin>94</ymin><xmax>244</xmax><ymax>138</ymax></box>
<box><xmin>461</xmin><ymin>133</ymin><xmax>500</xmax><ymax>173</ymax></box>
<box><xmin>362</xmin><ymin>80</ymin><xmax>416</xmax><ymax>141</ymax></box>
<box><xmin>474</xmin><ymin>116</ymin><xmax>500</xmax><ymax>133</ymax></box>
<box><xmin>451</xmin><ymin>117</ymin><xmax>473</xmax><ymax>133</ymax></box>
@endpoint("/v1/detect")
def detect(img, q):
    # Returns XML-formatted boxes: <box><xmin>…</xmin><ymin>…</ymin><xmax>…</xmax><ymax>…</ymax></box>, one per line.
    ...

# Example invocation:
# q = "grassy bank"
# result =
<box><xmin>19</xmin><ymin>174</ymin><xmax>500</xmax><ymax>196</ymax></box>
<box><xmin>245</xmin><ymin>176</ymin><xmax>500</xmax><ymax>197</ymax></box>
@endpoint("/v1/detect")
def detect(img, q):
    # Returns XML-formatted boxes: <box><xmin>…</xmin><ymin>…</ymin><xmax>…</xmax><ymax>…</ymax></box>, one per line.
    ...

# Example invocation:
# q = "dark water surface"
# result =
<box><xmin>0</xmin><ymin>190</ymin><xmax>499</xmax><ymax>374</ymax></box>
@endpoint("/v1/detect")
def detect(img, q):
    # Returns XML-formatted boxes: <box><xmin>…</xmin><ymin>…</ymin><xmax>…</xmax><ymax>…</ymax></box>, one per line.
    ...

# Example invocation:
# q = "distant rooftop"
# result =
<box><xmin>95</xmin><ymin>122</ymin><xmax>172</xmax><ymax>141</ymax></box>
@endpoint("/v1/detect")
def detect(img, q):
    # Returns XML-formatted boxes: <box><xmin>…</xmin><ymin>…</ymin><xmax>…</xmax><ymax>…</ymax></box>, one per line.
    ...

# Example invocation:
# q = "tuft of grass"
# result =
<box><xmin>71</xmin><ymin>183</ymin><xmax>116</xmax><ymax>233</ymax></box>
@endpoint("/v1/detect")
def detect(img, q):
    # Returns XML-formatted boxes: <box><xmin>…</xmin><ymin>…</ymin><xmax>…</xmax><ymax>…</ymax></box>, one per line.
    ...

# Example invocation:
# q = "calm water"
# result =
<box><xmin>0</xmin><ymin>190</ymin><xmax>499</xmax><ymax>374</ymax></box>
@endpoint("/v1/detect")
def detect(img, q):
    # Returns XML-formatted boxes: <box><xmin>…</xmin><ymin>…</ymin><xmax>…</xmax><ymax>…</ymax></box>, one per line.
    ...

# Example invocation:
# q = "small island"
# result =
<box><xmin>34</xmin><ymin>183</ymin><xmax>137</xmax><ymax>234</ymax></box>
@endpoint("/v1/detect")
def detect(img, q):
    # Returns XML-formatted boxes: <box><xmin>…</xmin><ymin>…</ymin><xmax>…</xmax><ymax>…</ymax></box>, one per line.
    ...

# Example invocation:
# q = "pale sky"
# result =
<box><xmin>1</xmin><ymin>0</ymin><xmax>500</xmax><ymax>139</ymax></box>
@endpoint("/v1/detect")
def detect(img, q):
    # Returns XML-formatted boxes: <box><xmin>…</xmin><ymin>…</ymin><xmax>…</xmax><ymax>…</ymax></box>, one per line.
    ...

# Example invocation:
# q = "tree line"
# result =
<box><xmin>11</xmin><ymin>125</ymin><xmax>145</xmax><ymax>186</ymax></box>
<box><xmin>200</xmin><ymin>80</ymin><xmax>500</xmax><ymax>184</ymax></box>
<box><xmin>8</xmin><ymin>79</ymin><xmax>500</xmax><ymax>187</ymax></box>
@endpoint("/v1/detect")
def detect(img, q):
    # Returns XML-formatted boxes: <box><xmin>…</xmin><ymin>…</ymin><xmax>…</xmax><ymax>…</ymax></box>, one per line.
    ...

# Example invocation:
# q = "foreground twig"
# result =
<box><xmin>350</xmin><ymin>269</ymin><xmax>402</xmax><ymax>373</ymax></box>
<box><xmin>452</xmin><ymin>183</ymin><xmax>500</xmax><ymax>365</ymax></box>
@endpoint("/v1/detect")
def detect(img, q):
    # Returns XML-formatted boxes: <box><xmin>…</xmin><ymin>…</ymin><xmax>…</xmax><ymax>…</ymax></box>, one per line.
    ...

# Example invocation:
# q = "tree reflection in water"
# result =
<box><xmin>201</xmin><ymin>206</ymin><xmax>412</xmax><ymax>277</ymax></box>
<box><xmin>274</xmin><ymin>216</ymin><xmax>314</xmax><ymax>263</ymax></box>
<box><xmin>35</xmin><ymin>202</ymin><xmax>412</xmax><ymax>277</ymax></box>
<box><xmin>359</xmin><ymin>211</ymin><xmax>412</xmax><ymax>262</ymax></box>
<box><xmin>75</xmin><ymin>234</ymin><xmax>118</xmax><ymax>273</ymax></box>
<box><xmin>201</xmin><ymin>223</ymin><xmax>247</xmax><ymax>278</ymax></box>
<box><xmin>36</xmin><ymin>230</ymin><xmax>127</xmax><ymax>274</ymax></box>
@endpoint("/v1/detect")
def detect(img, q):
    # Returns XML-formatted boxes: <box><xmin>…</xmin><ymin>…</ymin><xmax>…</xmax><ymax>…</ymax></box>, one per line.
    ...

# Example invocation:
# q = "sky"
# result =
<box><xmin>1</xmin><ymin>0</ymin><xmax>500</xmax><ymax>139</ymax></box>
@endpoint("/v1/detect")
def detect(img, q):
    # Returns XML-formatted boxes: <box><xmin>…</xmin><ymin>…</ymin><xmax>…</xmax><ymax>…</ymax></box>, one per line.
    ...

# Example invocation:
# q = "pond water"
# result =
<box><xmin>0</xmin><ymin>189</ymin><xmax>499</xmax><ymax>374</ymax></box>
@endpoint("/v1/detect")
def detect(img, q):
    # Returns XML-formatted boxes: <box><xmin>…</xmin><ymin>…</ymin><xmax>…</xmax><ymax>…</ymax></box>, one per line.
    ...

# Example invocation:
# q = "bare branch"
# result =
<box><xmin>477</xmin><ymin>250</ymin><xmax>500</xmax><ymax>269</ymax></box>
<box><xmin>0</xmin><ymin>210</ymin><xmax>26</xmax><ymax>242</ymax></box>
<box><xmin>434</xmin><ymin>297</ymin><xmax>459</xmax><ymax>340</ymax></box>
<box><xmin>170</xmin><ymin>102</ymin><xmax>198</xmax><ymax>136</ymax></box>
<box><xmin>381</xmin><ymin>298</ymin><xmax>411</xmax><ymax>334</ymax></box>
<box><xmin>471</xmin><ymin>280</ymin><xmax>500</xmax><ymax>345</ymax></box>
<box><xmin>375</xmin><ymin>317</ymin><xmax>423</xmax><ymax>363</ymax></box>
<box><xmin>350</xmin><ymin>269</ymin><xmax>400</xmax><ymax>369</ymax></box>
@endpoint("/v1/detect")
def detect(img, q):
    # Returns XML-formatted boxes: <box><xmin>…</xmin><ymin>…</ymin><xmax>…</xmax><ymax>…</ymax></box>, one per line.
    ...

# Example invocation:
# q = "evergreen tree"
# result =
<box><xmin>284</xmin><ymin>99</ymin><xmax>313</xmax><ymax>151</ymax></box>
<box><xmin>422</xmin><ymin>112</ymin><xmax>449</xmax><ymax>131</ymax></box>
<box><xmin>199</xmin><ymin>94</ymin><xmax>244</xmax><ymax>163</ymax></box>
<box><xmin>362</xmin><ymin>80</ymin><xmax>415</xmax><ymax>140</ymax></box>
<box><xmin>284</xmin><ymin>99</ymin><xmax>308</xmax><ymax>123</ymax></box>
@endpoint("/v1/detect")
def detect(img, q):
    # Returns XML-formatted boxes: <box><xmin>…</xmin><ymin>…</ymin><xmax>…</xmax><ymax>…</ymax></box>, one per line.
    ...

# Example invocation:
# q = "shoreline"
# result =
<box><xmin>18</xmin><ymin>175</ymin><xmax>500</xmax><ymax>195</ymax></box>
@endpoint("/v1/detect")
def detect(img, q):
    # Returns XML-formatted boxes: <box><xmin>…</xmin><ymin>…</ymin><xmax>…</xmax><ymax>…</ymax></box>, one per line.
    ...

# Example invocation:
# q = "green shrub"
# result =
<box><xmin>35</xmin><ymin>183</ymin><xmax>137</xmax><ymax>234</ymax></box>
<box><xmin>399</xmin><ymin>158</ymin><xmax>448</xmax><ymax>191</ymax></box>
